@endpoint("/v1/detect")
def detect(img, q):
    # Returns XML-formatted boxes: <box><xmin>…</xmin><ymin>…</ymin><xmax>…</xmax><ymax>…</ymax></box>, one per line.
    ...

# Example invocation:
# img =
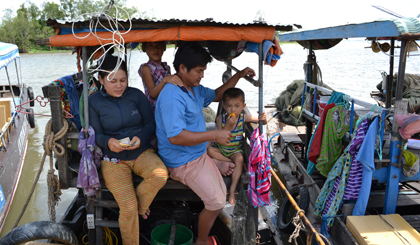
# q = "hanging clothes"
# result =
<box><xmin>307</xmin><ymin>91</ymin><xmax>350</xmax><ymax>175</ymax></box>
<box><xmin>343</xmin><ymin>118</ymin><xmax>369</xmax><ymax>200</ymax></box>
<box><xmin>321</xmin><ymin>117</ymin><xmax>370</xmax><ymax>218</ymax></box>
<box><xmin>248</xmin><ymin>127</ymin><xmax>271</xmax><ymax>207</ymax></box>
<box><xmin>77</xmin><ymin>126</ymin><xmax>102</xmax><ymax>196</ymax></box>
<box><xmin>52</xmin><ymin>75</ymin><xmax>81</xmax><ymax>129</ymax></box>
<box><xmin>317</xmin><ymin>105</ymin><xmax>357</xmax><ymax>176</ymax></box>
<box><xmin>245</xmin><ymin>39</ymin><xmax>283</xmax><ymax>67</ymax></box>
<box><xmin>308</xmin><ymin>102</ymin><xmax>336</xmax><ymax>163</ymax></box>
<box><xmin>352</xmin><ymin>117</ymin><xmax>379</xmax><ymax>216</ymax></box>
<box><xmin>395</xmin><ymin>114</ymin><xmax>420</xmax><ymax>140</ymax></box>
<box><xmin>314</xmin><ymin>144</ymin><xmax>352</xmax><ymax>227</ymax></box>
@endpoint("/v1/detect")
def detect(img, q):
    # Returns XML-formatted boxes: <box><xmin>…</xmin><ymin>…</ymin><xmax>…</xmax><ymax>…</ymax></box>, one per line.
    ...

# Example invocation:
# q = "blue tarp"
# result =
<box><xmin>0</xmin><ymin>42</ymin><xmax>19</xmax><ymax>70</ymax></box>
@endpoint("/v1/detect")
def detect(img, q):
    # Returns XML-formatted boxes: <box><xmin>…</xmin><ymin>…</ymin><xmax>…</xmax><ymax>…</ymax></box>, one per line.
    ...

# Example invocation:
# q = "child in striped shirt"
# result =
<box><xmin>207</xmin><ymin>87</ymin><xmax>267</xmax><ymax>204</ymax></box>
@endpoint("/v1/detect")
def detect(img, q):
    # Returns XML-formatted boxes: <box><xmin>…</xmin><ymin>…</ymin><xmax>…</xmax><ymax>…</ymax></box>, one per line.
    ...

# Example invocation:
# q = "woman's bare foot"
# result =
<box><xmin>139</xmin><ymin>208</ymin><xmax>150</xmax><ymax>219</ymax></box>
<box><xmin>213</xmin><ymin>160</ymin><xmax>235</xmax><ymax>176</ymax></box>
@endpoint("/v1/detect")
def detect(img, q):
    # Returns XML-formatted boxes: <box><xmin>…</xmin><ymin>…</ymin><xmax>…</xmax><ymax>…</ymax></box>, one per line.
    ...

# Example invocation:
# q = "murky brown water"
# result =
<box><xmin>1</xmin><ymin>41</ymin><xmax>419</xmax><ymax>243</ymax></box>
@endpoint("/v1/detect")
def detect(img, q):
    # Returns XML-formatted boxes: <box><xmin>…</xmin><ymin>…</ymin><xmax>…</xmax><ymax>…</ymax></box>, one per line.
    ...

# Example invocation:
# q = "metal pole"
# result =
<box><xmin>258</xmin><ymin>42</ymin><xmax>263</xmax><ymax>133</ymax></box>
<box><xmin>384</xmin><ymin>38</ymin><xmax>409</xmax><ymax>214</ymax></box>
<box><xmin>304</xmin><ymin>42</ymin><xmax>314</xmax><ymax>163</ymax></box>
<box><xmin>395</xmin><ymin>39</ymin><xmax>409</xmax><ymax>101</ymax></box>
<box><xmin>223</xmin><ymin>61</ymin><xmax>259</xmax><ymax>87</ymax></box>
<box><xmin>14</xmin><ymin>59</ymin><xmax>21</xmax><ymax>91</ymax></box>
<box><xmin>82</xmin><ymin>46</ymin><xmax>89</xmax><ymax>130</ymax></box>
<box><xmin>4</xmin><ymin>67</ymin><xmax>17</xmax><ymax>111</ymax></box>
<box><xmin>386</xmin><ymin>39</ymin><xmax>394</xmax><ymax>109</ymax></box>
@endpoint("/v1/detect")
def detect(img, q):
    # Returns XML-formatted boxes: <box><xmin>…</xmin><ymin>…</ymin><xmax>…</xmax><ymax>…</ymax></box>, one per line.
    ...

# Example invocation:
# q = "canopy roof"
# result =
<box><xmin>0</xmin><ymin>42</ymin><xmax>19</xmax><ymax>70</ymax></box>
<box><xmin>47</xmin><ymin>18</ymin><xmax>296</xmax><ymax>47</ymax></box>
<box><xmin>278</xmin><ymin>18</ymin><xmax>420</xmax><ymax>42</ymax></box>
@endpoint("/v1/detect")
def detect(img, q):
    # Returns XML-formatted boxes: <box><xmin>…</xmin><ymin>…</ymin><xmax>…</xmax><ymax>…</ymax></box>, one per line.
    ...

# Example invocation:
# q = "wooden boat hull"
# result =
<box><xmin>0</xmin><ymin>86</ymin><xmax>31</xmax><ymax>233</ymax></box>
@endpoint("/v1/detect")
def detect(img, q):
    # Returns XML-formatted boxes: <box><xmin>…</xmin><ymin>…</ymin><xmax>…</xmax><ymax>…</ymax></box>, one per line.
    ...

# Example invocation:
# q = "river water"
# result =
<box><xmin>1</xmin><ymin>40</ymin><xmax>420</xmax><ymax>242</ymax></box>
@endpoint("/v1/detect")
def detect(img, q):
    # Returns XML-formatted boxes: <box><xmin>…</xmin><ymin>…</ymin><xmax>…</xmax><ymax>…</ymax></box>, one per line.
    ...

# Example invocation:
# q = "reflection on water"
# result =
<box><xmin>1</xmin><ymin>41</ymin><xmax>419</xmax><ymax>243</ymax></box>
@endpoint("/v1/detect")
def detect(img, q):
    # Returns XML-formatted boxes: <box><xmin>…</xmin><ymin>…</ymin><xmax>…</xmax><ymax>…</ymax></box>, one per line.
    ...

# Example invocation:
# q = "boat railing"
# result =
<box><xmin>0</xmin><ymin>114</ymin><xmax>16</xmax><ymax>150</ymax></box>
<box><xmin>301</xmin><ymin>82</ymin><xmax>391</xmax><ymax>122</ymax></box>
<box><xmin>0</xmin><ymin>58</ymin><xmax>24</xmax><ymax>150</ymax></box>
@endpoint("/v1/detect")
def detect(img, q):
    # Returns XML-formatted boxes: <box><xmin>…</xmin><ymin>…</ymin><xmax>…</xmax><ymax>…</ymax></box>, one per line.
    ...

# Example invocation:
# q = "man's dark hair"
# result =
<box><xmin>173</xmin><ymin>42</ymin><xmax>213</xmax><ymax>72</ymax></box>
<box><xmin>223</xmin><ymin>88</ymin><xmax>245</xmax><ymax>103</ymax></box>
<box><xmin>98</xmin><ymin>55</ymin><xmax>127</xmax><ymax>79</ymax></box>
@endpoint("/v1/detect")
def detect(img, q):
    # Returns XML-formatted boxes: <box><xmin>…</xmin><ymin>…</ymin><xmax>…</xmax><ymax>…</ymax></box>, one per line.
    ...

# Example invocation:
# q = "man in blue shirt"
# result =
<box><xmin>155</xmin><ymin>42</ymin><xmax>255</xmax><ymax>245</ymax></box>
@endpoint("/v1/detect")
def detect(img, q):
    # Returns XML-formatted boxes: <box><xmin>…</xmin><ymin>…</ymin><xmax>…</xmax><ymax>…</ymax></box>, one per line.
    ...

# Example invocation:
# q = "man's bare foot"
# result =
<box><xmin>139</xmin><ymin>208</ymin><xmax>150</xmax><ymax>219</ymax></box>
<box><xmin>228</xmin><ymin>192</ymin><xmax>236</xmax><ymax>205</ymax></box>
<box><xmin>213</xmin><ymin>160</ymin><xmax>235</xmax><ymax>176</ymax></box>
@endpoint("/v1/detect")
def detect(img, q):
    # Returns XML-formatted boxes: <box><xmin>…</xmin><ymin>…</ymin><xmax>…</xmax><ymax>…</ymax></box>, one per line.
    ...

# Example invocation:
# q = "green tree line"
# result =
<box><xmin>0</xmin><ymin>0</ymin><xmax>151</xmax><ymax>52</ymax></box>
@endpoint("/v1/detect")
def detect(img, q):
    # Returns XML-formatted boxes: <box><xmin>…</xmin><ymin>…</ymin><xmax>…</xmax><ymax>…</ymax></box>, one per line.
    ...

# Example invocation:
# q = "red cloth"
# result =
<box><xmin>308</xmin><ymin>103</ymin><xmax>335</xmax><ymax>163</ymax></box>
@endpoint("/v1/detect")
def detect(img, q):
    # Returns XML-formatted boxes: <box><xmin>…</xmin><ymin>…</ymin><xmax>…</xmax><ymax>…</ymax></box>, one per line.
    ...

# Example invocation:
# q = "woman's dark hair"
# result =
<box><xmin>98</xmin><ymin>55</ymin><xmax>127</xmax><ymax>79</ymax></box>
<box><xmin>173</xmin><ymin>42</ymin><xmax>212</xmax><ymax>72</ymax></box>
<box><xmin>223</xmin><ymin>88</ymin><xmax>245</xmax><ymax>103</ymax></box>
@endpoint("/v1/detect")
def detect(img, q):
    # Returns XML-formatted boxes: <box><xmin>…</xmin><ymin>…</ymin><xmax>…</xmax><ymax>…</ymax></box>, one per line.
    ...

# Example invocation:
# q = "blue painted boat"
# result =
<box><xmin>271</xmin><ymin>17</ymin><xmax>420</xmax><ymax>244</ymax></box>
<box><xmin>0</xmin><ymin>42</ymin><xmax>35</xmax><ymax>232</ymax></box>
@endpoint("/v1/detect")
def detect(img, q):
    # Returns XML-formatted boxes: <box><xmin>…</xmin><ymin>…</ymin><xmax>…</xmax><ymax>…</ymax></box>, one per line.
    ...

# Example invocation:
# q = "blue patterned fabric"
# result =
<box><xmin>314</xmin><ymin>144</ymin><xmax>352</xmax><ymax>227</ymax></box>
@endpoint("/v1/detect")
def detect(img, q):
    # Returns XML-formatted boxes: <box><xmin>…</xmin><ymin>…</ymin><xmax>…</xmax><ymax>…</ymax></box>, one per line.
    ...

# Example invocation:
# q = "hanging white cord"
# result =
<box><xmin>71</xmin><ymin>2</ymin><xmax>132</xmax><ymax>80</ymax></box>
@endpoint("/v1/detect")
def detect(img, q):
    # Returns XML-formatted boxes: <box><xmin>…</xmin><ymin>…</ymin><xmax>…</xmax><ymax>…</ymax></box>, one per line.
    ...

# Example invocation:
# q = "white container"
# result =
<box><xmin>318</xmin><ymin>96</ymin><xmax>330</xmax><ymax>116</ymax></box>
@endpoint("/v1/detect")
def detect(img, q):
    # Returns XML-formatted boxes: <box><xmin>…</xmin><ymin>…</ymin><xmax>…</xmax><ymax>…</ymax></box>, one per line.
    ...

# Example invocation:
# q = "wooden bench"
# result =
<box><xmin>0</xmin><ymin>99</ymin><xmax>12</xmax><ymax>122</ymax></box>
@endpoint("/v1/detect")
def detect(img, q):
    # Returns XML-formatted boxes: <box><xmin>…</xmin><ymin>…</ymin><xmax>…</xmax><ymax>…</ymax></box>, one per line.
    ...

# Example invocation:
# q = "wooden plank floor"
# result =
<box><xmin>402</xmin><ymin>215</ymin><xmax>420</xmax><ymax>233</ymax></box>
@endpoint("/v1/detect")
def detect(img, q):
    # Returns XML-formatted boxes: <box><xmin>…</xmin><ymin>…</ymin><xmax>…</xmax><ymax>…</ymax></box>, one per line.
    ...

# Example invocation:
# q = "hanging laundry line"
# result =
<box><xmin>304</xmin><ymin>82</ymin><xmax>392</xmax><ymax>115</ymax></box>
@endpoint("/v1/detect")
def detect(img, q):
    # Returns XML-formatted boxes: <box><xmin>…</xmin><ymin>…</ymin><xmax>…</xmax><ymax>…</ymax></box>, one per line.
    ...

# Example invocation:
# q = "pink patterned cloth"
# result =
<box><xmin>248</xmin><ymin>127</ymin><xmax>271</xmax><ymax>207</ymax></box>
<box><xmin>77</xmin><ymin>126</ymin><xmax>102</xmax><ymax>196</ymax></box>
<box><xmin>396</xmin><ymin>114</ymin><xmax>420</xmax><ymax>140</ymax></box>
<box><xmin>138</xmin><ymin>61</ymin><xmax>171</xmax><ymax>112</ymax></box>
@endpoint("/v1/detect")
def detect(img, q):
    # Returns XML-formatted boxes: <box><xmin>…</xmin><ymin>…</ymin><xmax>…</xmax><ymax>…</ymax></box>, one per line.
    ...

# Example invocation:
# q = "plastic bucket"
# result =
<box><xmin>318</xmin><ymin>96</ymin><xmax>330</xmax><ymax>116</ymax></box>
<box><xmin>151</xmin><ymin>224</ymin><xmax>193</xmax><ymax>245</ymax></box>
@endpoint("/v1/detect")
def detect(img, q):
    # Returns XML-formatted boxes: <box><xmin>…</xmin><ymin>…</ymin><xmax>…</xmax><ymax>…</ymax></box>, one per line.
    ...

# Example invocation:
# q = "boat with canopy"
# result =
<box><xmin>0</xmin><ymin>2</ymin><xmax>308</xmax><ymax>244</ymax></box>
<box><xmin>268</xmin><ymin>17</ymin><xmax>420</xmax><ymax>244</ymax></box>
<box><xmin>0</xmin><ymin>42</ymin><xmax>35</xmax><ymax>233</ymax></box>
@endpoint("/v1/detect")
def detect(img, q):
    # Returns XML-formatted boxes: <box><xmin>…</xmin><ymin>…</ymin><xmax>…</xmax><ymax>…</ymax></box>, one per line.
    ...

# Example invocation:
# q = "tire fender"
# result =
<box><xmin>277</xmin><ymin>185</ymin><xmax>310</xmax><ymax>234</ymax></box>
<box><xmin>26</xmin><ymin>108</ymin><xmax>36</xmax><ymax>128</ymax></box>
<box><xmin>0</xmin><ymin>221</ymin><xmax>79</xmax><ymax>244</ymax></box>
<box><xmin>27</xmin><ymin>86</ymin><xmax>34</xmax><ymax>107</ymax></box>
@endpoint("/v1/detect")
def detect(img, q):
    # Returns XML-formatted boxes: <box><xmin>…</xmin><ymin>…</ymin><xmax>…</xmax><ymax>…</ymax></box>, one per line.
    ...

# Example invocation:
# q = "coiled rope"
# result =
<box><xmin>287</xmin><ymin>209</ymin><xmax>332</xmax><ymax>245</ymax></box>
<box><xmin>13</xmin><ymin>119</ymin><xmax>68</xmax><ymax>228</ymax></box>
<box><xmin>288</xmin><ymin>210</ymin><xmax>308</xmax><ymax>245</ymax></box>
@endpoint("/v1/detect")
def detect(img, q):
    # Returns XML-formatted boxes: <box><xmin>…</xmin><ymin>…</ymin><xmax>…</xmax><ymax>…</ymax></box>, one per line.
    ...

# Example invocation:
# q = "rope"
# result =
<box><xmin>71</xmin><ymin>1</ymin><xmax>132</xmax><ymax>81</ymax></box>
<box><xmin>82</xmin><ymin>227</ymin><xmax>118</xmax><ymax>245</ymax></box>
<box><xmin>12</xmin><ymin>119</ymin><xmax>68</xmax><ymax>228</ymax></box>
<box><xmin>288</xmin><ymin>210</ymin><xmax>332</xmax><ymax>245</ymax></box>
<box><xmin>288</xmin><ymin>210</ymin><xmax>307</xmax><ymax>245</ymax></box>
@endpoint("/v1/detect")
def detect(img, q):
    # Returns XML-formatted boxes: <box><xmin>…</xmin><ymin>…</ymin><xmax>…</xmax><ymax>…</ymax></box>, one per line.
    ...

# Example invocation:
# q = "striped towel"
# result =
<box><xmin>248</xmin><ymin>127</ymin><xmax>271</xmax><ymax>207</ymax></box>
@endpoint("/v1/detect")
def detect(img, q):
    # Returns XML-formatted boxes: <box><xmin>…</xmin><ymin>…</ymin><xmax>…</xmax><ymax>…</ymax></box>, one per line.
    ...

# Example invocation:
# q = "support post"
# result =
<box><xmin>42</xmin><ymin>85</ymin><xmax>69</xmax><ymax>189</ymax></box>
<box><xmin>386</xmin><ymin>39</ymin><xmax>394</xmax><ymax>109</ymax></box>
<box><xmin>384</xmin><ymin>100</ymin><xmax>407</xmax><ymax>214</ymax></box>
<box><xmin>304</xmin><ymin>42</ymin><xmax>314</xmax><ymax>162</ymax></box>
<box><xmin>258</xmin><ymin>43</ymin><xmax>263</xmax><ymax>133</ymax></box>
<box><xmin>82</xmin><ymin>46</ymin><xmax>89</xmax><ymax>130</ymax></box>
<box><xmin>383</xmin><ymin>38</ymin><xmax>409</xmax><ymax>214</ymax></box>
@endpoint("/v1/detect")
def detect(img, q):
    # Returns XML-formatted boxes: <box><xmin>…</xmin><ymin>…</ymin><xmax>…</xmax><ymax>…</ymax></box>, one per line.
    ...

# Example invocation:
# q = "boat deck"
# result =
<box><xmin>264</xmin><ymin>104</ymin><xmax>420</xmax><ymax>241</ymax></box>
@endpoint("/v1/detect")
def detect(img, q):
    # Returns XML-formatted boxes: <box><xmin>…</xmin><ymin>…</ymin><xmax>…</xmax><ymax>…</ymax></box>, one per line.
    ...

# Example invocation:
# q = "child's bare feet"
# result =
<box><xmin>213</xmin><ymin>160</ymin><xmax>235</xmax><ymax>176</ymax></box>
<box><xmin>228</xmin><ymin>192</ymin><xmax>236</xmax><ymax>205</ymax></box>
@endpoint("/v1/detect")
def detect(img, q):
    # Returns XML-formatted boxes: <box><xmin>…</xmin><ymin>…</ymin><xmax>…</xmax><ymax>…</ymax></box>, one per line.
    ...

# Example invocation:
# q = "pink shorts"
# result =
<box><xmin>168</xmin><ymin>153</ymin><xmax>227</xmax><ymax>211</ymax></box>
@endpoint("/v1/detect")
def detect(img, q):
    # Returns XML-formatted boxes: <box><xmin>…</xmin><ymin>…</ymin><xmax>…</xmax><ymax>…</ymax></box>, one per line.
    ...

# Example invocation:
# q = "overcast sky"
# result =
<box><xmin>1</xmin><ymin>0</ymin><xmax>420</xmax><ymax>29</ymax></box>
